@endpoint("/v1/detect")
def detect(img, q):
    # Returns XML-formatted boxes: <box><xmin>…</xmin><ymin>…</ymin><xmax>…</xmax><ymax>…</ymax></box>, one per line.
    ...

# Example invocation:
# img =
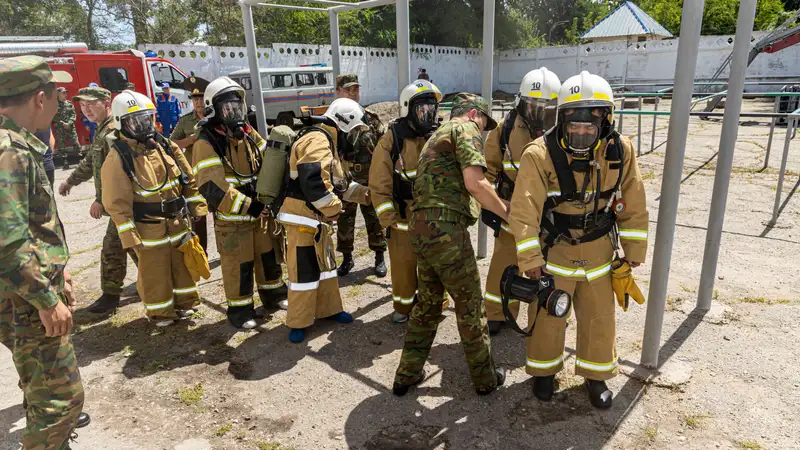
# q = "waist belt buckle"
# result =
<box><xmin>353</xmin><ymin>163</ymin><xmax>362</xmax><ymax>172</ymax></box>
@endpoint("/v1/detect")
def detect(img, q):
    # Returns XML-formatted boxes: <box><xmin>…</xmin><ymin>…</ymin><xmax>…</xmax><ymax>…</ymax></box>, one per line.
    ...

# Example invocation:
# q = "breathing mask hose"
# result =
<box><xmin>129</xmin><ymin>138</ymin><xmax>170</xmax><ymax>193</ymax></box>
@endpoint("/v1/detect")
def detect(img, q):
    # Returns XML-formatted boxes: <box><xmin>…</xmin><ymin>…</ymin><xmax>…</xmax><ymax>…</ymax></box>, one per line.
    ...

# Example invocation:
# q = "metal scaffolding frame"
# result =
<box><xmin>239</xmin><ymin>0</ymin><xmax>763</xmax><ymax>372</ymax></box>
<box><xmin>239</xmin><ymin>0</ymin><xmax>412</xmax><ymax>134</ymax></box>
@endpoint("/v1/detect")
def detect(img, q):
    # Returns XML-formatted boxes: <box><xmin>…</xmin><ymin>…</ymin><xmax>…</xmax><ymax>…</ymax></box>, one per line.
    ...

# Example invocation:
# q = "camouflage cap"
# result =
<box><xmin>57</xmin><ymin>86</ymin><xmax>68</xmax><ymax>92</ymax></box>
<box><xmin>336</xmin><ymin>74</ymin><xmax>360</xmax><ymax>89</ymax></box>
<box><xmin>451</xmin><ymin>92</ymin><xmax>497</xmax><ymax>131</ymax></box>
<box><xmin>0</xmin><ymin>55</ymin><xmax>73</xmax><ymax>97</ymax></box>
<box><xmin>72</xmin><ymin>86</ymin><xmax>111</xmax><ymax>102</ymax></box>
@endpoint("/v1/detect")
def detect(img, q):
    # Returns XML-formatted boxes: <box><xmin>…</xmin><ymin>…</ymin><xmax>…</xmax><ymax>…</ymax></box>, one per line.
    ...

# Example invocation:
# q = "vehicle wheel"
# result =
<box><xmin>276</xmin><ymin>112</ymin><xmax>295</xmax><ymax>128</ymax></box>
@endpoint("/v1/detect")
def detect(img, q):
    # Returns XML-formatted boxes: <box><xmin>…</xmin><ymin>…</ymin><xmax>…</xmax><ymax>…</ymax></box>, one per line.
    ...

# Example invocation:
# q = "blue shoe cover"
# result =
<box><xmin>327</xmin><ymin>311</ymin><xmax>353</xmax><ymax>323</ymax></box>
<box><xmin>289</xmin><ymin>328</ymin><xmax>306</xmax><ymax>343</ymax></box>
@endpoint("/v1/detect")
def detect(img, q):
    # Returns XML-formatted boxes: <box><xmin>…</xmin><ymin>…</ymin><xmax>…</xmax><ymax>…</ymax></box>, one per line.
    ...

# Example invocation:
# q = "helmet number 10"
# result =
<box><xmin>569</xmin><ymin>86</ymin><xmax>581</xmax><ymax>95</ymax></box>
<box><xmin>531</xmin><ymin>81</ymin><xmax>541</xmax><ymax>91</ymax></box>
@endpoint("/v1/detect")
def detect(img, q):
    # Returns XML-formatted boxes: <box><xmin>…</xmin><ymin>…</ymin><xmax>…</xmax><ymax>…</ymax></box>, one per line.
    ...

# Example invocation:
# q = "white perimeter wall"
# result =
<box><xmin>141</xmin><ymin>31</ymin><xmax>800</xmax><ymax>105</ymax></box>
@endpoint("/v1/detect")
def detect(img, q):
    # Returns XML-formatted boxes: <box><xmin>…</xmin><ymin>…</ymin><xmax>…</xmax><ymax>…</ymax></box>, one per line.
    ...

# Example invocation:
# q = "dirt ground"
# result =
<box><xmin>2</xmin><ymin>98</ymin><xmax>800</xmax><ymax>450</ymax></box>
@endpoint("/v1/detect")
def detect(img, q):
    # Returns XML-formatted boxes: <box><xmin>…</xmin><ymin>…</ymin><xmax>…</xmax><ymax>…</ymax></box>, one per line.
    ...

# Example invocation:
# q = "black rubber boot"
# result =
<box><xmin>258</xmin><ymin>285</ymin><xmax>288</xmax><ymax>309</ymax></box>
<box><xmin>76</xmin><ymin>412</ymin><xmax>91</xmax><ymax>428</ymax></box>
<box><xmin>337</xmin><ymin>253</ymin><xmax>354</xmax><ymax>277</ymax></box>
<box><xmin>476</xmin><ymin>366</ymin><xmax>506</xmax><ymax>395</ymax></box>
<box><xmin>533</xmin><ymin>375</ymin><xmax>555</xmax><ymax>401</ymax></box>
<box><xmin>392</xmin><ymin>369</ymin><xmax>427</xmax><ymax>397</ymax></box>
<box><xmin>488</xmin><ymin>320</ymin><xmax>504</xmax><ymax>336</ymax></box>
<box><xmin>585</xmin><ymin>379</ymin><xmax>613</xmax><ymax>409</ymax></box>
<box><xmin>86</xmin><ymin>294</ymin><xmax>120</xmax><ymax>314</ymax></box>
<box><xmin>374</xmin><ymin>251</ymin><xmax>387</xmax><ymax>278</ymax></box>
<box><xmin>227</xmin><ymin>305</ymin><xmax>257</xmax><ymax>330</ymax></box>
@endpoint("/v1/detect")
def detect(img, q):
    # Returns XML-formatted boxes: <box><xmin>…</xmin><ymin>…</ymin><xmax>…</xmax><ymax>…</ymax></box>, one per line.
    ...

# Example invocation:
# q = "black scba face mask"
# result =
<box><xmin>122</xmin><ymin>111</ymin><xmax>157</xmax><ymax>148</ymax></box>
<box><xmin>214</xmin><ymin>91</ymin><xmax>247</xmax><ymax>139</ymax></box>
<box><xmin>410</xmin><ymin>96</ymin><xmax>438</xmax><ymax>133</ymax></box>
<box><xmin>559</xmin><ymin>107</ymin><xmax>609</xmax><ymax>156</ymax></box>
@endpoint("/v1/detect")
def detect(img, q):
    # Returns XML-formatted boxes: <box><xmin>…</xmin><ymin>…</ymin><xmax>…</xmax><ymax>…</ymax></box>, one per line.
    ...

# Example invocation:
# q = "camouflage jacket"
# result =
<box><xmin>66</xmin><ymin>115</ymin><xmax>114</xmax><ymax>204</ymax></box>
<box><xmin>52</xmin><ymin>99</ymin><xmax>76</xmax><ymax>132</ymax></box>
<box><xmin>0</xmin><ymin>114</ymin><xmax>68</xmax><ymax>310</ymax></box>
<box><xmin>171</xmin><ymin>111</ymin><xmax>200</xmax><ymax>163</ymax></box>
<box><xmin>341</xmin><ymin>110</ymin><xmax>383</xmax><ymax>184</ymax></box>
<box><xmin>412</xmin><ymin>120</ymin><xmax>487</xmax><ymax>225</ymax></box>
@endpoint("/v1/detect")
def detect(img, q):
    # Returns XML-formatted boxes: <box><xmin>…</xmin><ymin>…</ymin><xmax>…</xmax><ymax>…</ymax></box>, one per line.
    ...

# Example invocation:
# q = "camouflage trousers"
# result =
<box><xmin>336</xmin><ymin>201</ymin><xmax>386</xmax><ymax>254</ymax></box>
<box><xmin>0</xmin><ymin>294</ymin><xmax>84</xmax><ymax>450</ymax></box>
<box><xmin>395</xmin><ymin>215</ymin><xmax>497</xmax><ymax>390</ymax></box>
<box><xmin>53</xmin><ymin>129</ymin><xmax>78</xmax><ymax>154</ymax></box>
<box><xmin>102</xmin><ymin>218</ymin><xmax>139</xmax><ymax>295</ymax></box>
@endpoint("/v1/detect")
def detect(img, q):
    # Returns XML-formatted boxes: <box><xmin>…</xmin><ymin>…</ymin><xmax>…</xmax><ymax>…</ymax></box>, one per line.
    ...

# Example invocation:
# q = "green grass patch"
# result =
<box><xmin>214</xmin><ymin>424</ymin><xmax>232</xmax><ymax>437</ymax></box>
<box><xmin>255</xmin><ymin>442</ymin><xmax>295</xmax><ymax>450</ymax></box>
<box><xmin>177</xmin><ymin>382</ymin><xmax>204</xmax><ymax>406</ymax></box>
<box><xmin>641</xmin><ymin>170</ymin><xmax>656</xmax><ymax>180</ymax></box>
<box><xmin>682</xmin><ymin>413</ymin><xmax>709</xmax><ymax>429</ymax></box>
<box><xmin>146</xmin><ymin>360</ymin><xmax>168</xmax><ymax>373</ymax></box>
<box><xmin>347</xmin><ymin>285</ymin><xmax>363</xmax><ymax>297</ymax></box>
<box><xmin>190</xmin><ymin>310</ymin><xmax>207</xmax><ymax>319</ymax></box>
<box><xmin>739</xmin><ymin>297</ymin><xmax>768</xmax><ymax>304</ymax></box>
<box><xmin>739</xmin><ymin>441</ymin><xmax>762</xmax><ymax>450</ymax></box>
<box><xmin>110</xmin><ymin>309</ymin><xmax>140</xmax><ymax>327</ymax></box>
<box><xmin>121</xmin><ymin>345</ymin><xmax>136</xmax><ymax>358</ymax></box>
<box><xmin>679</xmin><ymin>283</ymin><xmax>695</xmax><ymax>293</ymax></box>
<box><xmin>354</xmin><ymin>247</ymin><xmax>372</xmax><ymax>258</ymax></box>
<box><xmin>644</xmin><ymin>425</ymin><xmax>658</xmax><ymax>443</ymax></box>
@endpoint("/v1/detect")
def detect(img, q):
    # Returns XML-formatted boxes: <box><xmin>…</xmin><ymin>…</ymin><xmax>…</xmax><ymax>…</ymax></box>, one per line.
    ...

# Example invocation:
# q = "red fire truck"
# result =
<box><xmin>1</xmin><ymin>41</ymin><xmax>192</xmax><ymax>164</ymax></box>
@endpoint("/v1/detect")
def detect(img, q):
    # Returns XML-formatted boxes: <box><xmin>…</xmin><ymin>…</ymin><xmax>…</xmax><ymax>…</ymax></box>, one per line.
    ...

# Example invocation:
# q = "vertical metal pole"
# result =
<box><xmin>637</xmin><ymin>96</ymin><xmax>643</xmax><ymax>156</ymax></box>
<box><xmin>770</xmin><ymin>117</ymin><xmax>795</xmax><ymax>225</ymax></box>
<box><xmin>395</xmin><ymin>0</ymin><xmax>411</xmax><ymax>94</ymax></box>
<box><xmin>329</xmin><ymin>10</ymin><xmax>341</xmax><ymax>80</ymax></box>
<box><xmin>764</xmin><ymin>95</ymin><xmax>780</xmax><ymax>170</ymax></box>
<box><xmin>477</xmin><ymin>0</ymin><xmax>495</xmax><ymax>259</ymax></box>
<box><xmin>697</xmin><ymin>0</ymin><xmax>757</xmax><ymax>310</ymax></box>
<box><xmin>641</xmin><ymin>0</ymin><xmax>705</xmax><ymax>369</ymax></box>
<box><xmin>241</xmin><ymin>2</ymin><xmax>267</xmax><ymax>135</ymax></box>
<box><xmin>651</xmin><ymin>96</ymin><xmax>659</xmax><ymax>152</ymax></box>
<box><xmin>618</xmin><ymin>97</ymin><xmax>625</xmax><ymax>134</ymax></box>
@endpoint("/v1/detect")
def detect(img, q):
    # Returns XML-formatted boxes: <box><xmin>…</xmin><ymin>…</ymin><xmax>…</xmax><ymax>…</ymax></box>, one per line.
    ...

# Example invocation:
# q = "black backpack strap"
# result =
<box><xmin>543</xmin><ymin>133</ymin><xmax>578</xmax><ymax>209</ymax></box>
<box><xmin>499</xmin><ymin>110</ymin><xmax>516</xmax><ymax>163</ymax></box>
<box><xmin>389</xmin><ymin>121</ymin><xmax>416</xmax><ymax>220</ymax></box>
<box><xmin>111</xmin><ymin>139</ymin><xmax>137</xmax><ymax>181</ymax></box>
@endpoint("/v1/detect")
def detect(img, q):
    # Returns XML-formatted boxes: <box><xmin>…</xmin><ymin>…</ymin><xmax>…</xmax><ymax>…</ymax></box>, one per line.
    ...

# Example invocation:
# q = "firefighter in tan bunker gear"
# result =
<box><xmin>509</xmin><ymin>71</ymin><xmax>648</xmax><ymax>409</ymax></box>
<box><xmin>482</xmin><ymin>68</ymin><xmax>561</xmax><ymax>335</ymax></box>
<box><xmin>101</xmin><ymin>90</ymin><xmax>208</xmax><ymax>326</ymax></box>
<box><xmin>370</xmin><ymin>80</ymin><xmax>443</xmax><ymax>323</ymax></box>
<box><xmin>192</xmin><ymin>76</ymin><xmax>287</xmax><ymax>330</ymax></box>
<box><xmin>277</xmin><ymin>98</ymin><xmax>370</xmax><ymax>343</ymax></box>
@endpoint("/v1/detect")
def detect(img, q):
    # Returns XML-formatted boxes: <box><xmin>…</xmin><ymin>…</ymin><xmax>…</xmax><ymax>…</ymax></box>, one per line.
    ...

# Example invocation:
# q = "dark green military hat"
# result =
<box><xmin>336</xmin><ymin>73</ymin><xmax>360</xmax><ymax>89</ymax></box>
<box><xmin>0</xmin><ymin>55</ymin><xmax>73</xmax><ymax>97</ymax></box>
<box><xmin>183</xmin><ymin>76</ymin><xmax>210</xmax><ymax>98</ymax></box>
<box><xmin>72</xmin><ymin>86</ymin><xmax>111</xmax><ymax>102</ymax></box>
<box><xmin>451</xmin><ymin>92</ymin><xmax>497</xmax><ymax>131</ymax></box>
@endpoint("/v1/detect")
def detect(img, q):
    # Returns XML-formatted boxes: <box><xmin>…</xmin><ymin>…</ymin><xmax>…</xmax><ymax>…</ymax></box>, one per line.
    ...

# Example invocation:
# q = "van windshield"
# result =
<box><xmin>151</xmin><ymin>63</ymin><xmax>186</xmax><ymax>89</ymax></box>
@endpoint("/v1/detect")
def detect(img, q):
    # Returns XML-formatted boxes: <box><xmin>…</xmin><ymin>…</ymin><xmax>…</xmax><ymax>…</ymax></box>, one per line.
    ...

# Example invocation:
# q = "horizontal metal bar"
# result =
<box><xmin>618</xmin><ymin>91</ymin><xmax>800</xmax><ymax>98</ymax></box>
<box><xmin>254</xmin><ymin>2</ymin><xmax>328</xmax><ymax>10</ymax></box>
<box><xmin>330</xmin><ymin>0</ymin><xmax>395</xmax><ymax>12</ymax></box>
<box><xmin>301</xmin><ymin>0</ymin><xmax>357</xmax><ymax>5</ymax></box>
<box><xmin>616</xmin><ymin>109</ymin><xmax>800</xmax><ymax>119</ymax></box>
<box><xmin>612</xmin><ymin>81</ymin><xmax>798</xmax><ymax>87</ymax></box>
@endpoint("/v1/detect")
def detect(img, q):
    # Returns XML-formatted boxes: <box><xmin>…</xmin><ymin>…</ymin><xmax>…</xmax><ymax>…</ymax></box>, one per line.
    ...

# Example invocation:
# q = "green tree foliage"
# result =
<box><xmin>638</xmin><ymin>0</ymin><xmax>789</xmax><ymax>36</ymax></box>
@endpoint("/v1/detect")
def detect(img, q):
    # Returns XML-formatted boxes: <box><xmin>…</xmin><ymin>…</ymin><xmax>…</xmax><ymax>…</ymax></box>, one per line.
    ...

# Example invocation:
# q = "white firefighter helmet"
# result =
<box><xmin>518</xmin><ymin>67</ymin><xmax>561</xmax><ymax>101</ymax></box>
<box><xmin>111</xmin><ymin>90</ymin><xmax>157</xmax><ymax>141</ymax></box>
<box><xmin>204</xmin><ymin>76</ymin><xmax>246</xmax><ymax>120</ymax></box>
<box><xmin>400</xmin><ymin>80</ymin><xmax>442</xmax><ymax>133</ymax></box>
<box><xmin>516</xmin><ymin>67</ymin><xmax>562</xmax><ymax>133</ymax></box>
<box><xmin>555</xmin><ymin>71</ymin><xmax>616</xmax><ymax>156</ymax></box>
<box><xmin>323</xmin><ymin>98</ymin><xmax>365</xmax><ymax>133</ymax></box>
<box><xmin>399</xmin><ymin>80</ymin><xmax>443</xmax><ymax>117</ymax></box>
<box><xmin>557</xmin><ymin>71</ymin><xmax>614</xmax><ymax>115</ymax></box>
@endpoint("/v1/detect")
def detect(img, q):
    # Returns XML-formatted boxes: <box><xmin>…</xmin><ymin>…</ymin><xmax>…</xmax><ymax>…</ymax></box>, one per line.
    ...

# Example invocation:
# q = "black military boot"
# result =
<box><xmin>533</xmin><ymin>375</ymin><xmax>555</xmax><ymax>401</ymax></box>
<box><xmin>585</xmin><ymin>379</ymin><xmax>613</xmax><ymax>409</ymax></box>
<box><xmin>87</xmin><ymin>294</ymin><xmax>120</xmax><ymax>314</ymax></box>
<box><xmin>488</xmin><ymin>320</ymin><xmax>504</xmax><ymax>336</ymax></box>
<box><xmin>337</xmin><ymin>253</ymin><xmax>354</xmax><ymax>277</ymax></box>
<box><xmin>374</xmin><ymin>251</ymin><xmax>387</xmax><ymax>278</ymax></box>
<box><xmin>476</xmin><ymin>367</ymin><xmax>507</xmax><ymax>395</ymax></box>
<box><xmin>392</xmin><ymin>369</ymin><xmax>427</xmax><ymax>397</ymax></box>
<box><xmin>258</xmin><ymin>285</ymin><xmax>288</xmax><ymax>315</ymax></box>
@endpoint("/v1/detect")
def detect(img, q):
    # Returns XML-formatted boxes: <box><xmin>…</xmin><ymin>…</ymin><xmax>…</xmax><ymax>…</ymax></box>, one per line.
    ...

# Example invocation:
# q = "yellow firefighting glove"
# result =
<box><xmin>178</xmin><ymin>234</ymin><xmax>211</xmax><ymax>282</ymax></box>
<box><xmin>611</xmin><ymin>259</ymin><xmax>645</xmax><ymax>311</ymax></box>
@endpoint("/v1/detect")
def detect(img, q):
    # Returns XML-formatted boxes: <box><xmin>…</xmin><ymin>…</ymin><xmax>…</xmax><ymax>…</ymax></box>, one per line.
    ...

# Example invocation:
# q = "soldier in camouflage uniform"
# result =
<box><xmin>52</xmin><ymin>87</ymin><xmax>79</xmax><ymax>169</ymax></box>
<box><xmin>393</xmin><ymin>93</ymin><xmax>509</xmax><ymax>396</ymax></box>
<box><xmin>58</xmin><ymin>86</ymin><xmax>138</xmax><ymax>314</ymax></box>
<box><xmin>333</xmin><ymin>74</ymin><xmax>387</xmax><ymax>277</ymax></box>
<box><xmin>171</xmin><ymin>76</ymin><xmax>210</xmax><ymax>254</ymax></box>
<box><xmin>0</xmin><ymin>55</ymin><xmax>84</xmax><ymax>450</ymax></box>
